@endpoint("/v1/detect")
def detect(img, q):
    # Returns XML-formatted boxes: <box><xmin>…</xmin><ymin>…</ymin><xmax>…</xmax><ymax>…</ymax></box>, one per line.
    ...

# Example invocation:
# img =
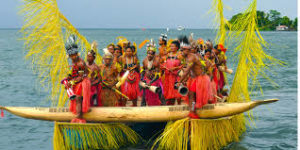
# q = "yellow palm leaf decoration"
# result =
<box><xmin>212</xmin><ymin>0</ymin><xmax>231</xmax><ymax>45</ymax></box>
<box><xmin>53</xmin><ymin>122</ymin><xmax>140</xmax><ymax>150</ymax></box>
<box><xmin>132</xmin><ymin>42</ymin><xmax>137</xmax><ymax>55</ymax></box>
<box><xmin>228</xmin><ymin>0</ymin><xmax>283</xmax><ymax>103</ymax></box>
<box><xmin>20</xmin><ymin>0</ymin><xmax>102</xmax><ymax>107</ymax></box>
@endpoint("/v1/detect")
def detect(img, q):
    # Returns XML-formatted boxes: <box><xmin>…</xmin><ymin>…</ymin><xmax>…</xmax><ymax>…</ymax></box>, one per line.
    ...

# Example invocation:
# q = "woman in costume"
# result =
<box><xmin>64</xmin><ymin>35</ymin><xmax>91</xmax><ymax>123</ymax></box>
<box><xmin>158</xmin><ymin>34</ymin><xmax>168</xmax><ymax>60</ymax></box>
<box><xmin>204</xmin><ymin>49</ymin><xmax>218</xmax><ymax>104</ymax></box>
<box><xmin>120</xmin><ymin>46</ymin><xmax>140</xmax><ymax>106</ymax></box>
<box><xmin>213</xmin><ymin>44</ymin><xmax>227</xmax><ymax>96</ymax></box>
<box><xmin>161</xmin><ymin>40</ymin><xmax>182</xmax><ymax>105</ymax></box>
<box><xmin>113</xmin><ymin>45</ymin><xmax>123</xmax><ymax>63</ymax></box>
<box><xmin>86</xmin><ymin>49</ymin><xmax>102</xmax><ymax>106</ymax></box>
<box><xmin>99</xmin><ymin>52</ymin><xmax>120</xmax><ymax>106</ymax></box>
<box><xmin>107</xmin><ymin>43</ymin><xmax>115</xmax><ymax>55</ymax></box>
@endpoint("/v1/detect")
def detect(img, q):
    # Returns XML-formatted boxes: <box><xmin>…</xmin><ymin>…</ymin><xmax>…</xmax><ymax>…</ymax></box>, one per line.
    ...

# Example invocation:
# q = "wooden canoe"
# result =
<box><xmin>0</xmin><ymin>99</ymin><xmax>278</xmax><ymax>122</ymax></box>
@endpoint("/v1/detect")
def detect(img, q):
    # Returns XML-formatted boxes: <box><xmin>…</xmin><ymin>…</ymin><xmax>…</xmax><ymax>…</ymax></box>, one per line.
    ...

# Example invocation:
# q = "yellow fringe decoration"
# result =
<box><xmin>53</xmin><ymin>122</ymin><xmax>141</xmax><ymax>150</ymax></box>
<box><xmin>228</xmin><ymin>0</ymin><xmax>284</xmax><ymax>104</ymax></box>
<box><xmin>152</xmin><ymin>115</ymin><xmax>246</xmax><ymax>150</ymax></box>
<box><xmin>20</xmin><ymin>0</ymin><xmax>102</xmax><ymax>107</ymax></box>
<box><xmin>211</xmin><ymin>0</ymin><xmax>230</xmax><ymax>45</ymax></box>
<box><xmin>211</xmin><ymin>0</ymin><xmax>230</xmax><ymax>86</ymax></box>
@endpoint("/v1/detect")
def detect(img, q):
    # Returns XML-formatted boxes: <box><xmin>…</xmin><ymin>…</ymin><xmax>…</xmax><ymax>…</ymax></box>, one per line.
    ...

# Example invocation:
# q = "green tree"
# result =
<box><xmin>257</xmin><ymin>10</ymin><xmax>271</xmax><ymax>30</ymax></box>
<box><xmin>269</xmin><ymin>10</ymin><xmax>281</xmax><ymax>21</ymax></box>
<box><xmin>228</xmin><ymin>10</ymin><xmax>295</xmax><ymax>31</ymax></box>
<box><xmin>268</xmin><ymin>10</ymin><xmax>281</xmax><ymax>30</ymax></box>
<box><xmin>280</xmin><ymin>16</ymin><xmax>292</xmax><ymax>27</ymax></box>
<box><xmin>292</xmin><ymin>18</ymin><xmax>298</xmax><ymax>30</ymax></box>
<box><xmin>229</xmin><ymin>13</ymin><xmax>243</xmax><ymax>24</ymax></box>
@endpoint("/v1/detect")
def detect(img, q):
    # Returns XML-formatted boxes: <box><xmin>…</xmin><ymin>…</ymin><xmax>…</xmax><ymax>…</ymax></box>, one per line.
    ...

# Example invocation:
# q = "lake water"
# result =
<box><xmin>0</xmin><ymin>29</ymin><xmax>297</xmax><ymax>149</ymax></box>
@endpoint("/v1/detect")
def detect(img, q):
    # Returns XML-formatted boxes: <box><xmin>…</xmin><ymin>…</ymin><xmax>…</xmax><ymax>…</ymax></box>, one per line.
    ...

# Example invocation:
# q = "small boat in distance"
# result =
<box><xmin>177</xmin><ymin>25</ymin><xmax>185</xmax><ymax>31</ymax></box>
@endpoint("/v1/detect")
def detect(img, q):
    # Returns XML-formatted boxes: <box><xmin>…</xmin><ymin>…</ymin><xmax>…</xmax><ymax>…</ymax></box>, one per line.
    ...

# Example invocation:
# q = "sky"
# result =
<box><xmin>0</xmin><ymin>0</ymin><xmax>297</xmax><ymax>29</ymax></box>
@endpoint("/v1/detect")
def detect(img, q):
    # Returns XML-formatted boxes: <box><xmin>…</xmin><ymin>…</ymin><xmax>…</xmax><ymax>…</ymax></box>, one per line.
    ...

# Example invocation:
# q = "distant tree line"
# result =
<box><xmin>228</xmin><ymin>10</ymin><xmax>297</xmax><ymax>31</ymax></box>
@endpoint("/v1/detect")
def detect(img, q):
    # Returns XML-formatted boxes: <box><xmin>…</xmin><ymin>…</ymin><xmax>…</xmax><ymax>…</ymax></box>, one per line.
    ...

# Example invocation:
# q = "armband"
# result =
<box><xmin>155</xmin><ymin>72</ymin><xmax>161</xmax><ymax>78</ymax></box>
<box><xmin>140</xmin><ymin>68</ymin><xmax>144</xmax><ymax>73</ymax></box>
<box><xmin>200</xmin><ymin>61</ymin><xmax>206</xmax><ymax>67</ymax></box>
<box><xmin>69</xmin><ymin>80</ymin><xmax>75</xmax><ymax>85</ymax></box>
<box><xmin>188</xmin><ymin>62</ymin><xmax>194</xmax><ymax>67</ymax></box>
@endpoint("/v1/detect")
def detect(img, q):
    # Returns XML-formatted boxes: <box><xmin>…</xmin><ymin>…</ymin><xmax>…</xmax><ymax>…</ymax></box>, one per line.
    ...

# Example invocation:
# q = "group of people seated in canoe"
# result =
<box><xmin>62</xmin><ymin>33</ymin><xmax>230</xmax><ymax>123</ymax></box>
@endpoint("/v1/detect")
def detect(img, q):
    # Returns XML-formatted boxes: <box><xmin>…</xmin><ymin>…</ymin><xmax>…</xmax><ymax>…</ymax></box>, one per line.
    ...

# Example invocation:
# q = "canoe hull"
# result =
<box><xmin>0</xmin><ymin>99</ymin><xmax>278</xmax><ymax>122</ymax></box>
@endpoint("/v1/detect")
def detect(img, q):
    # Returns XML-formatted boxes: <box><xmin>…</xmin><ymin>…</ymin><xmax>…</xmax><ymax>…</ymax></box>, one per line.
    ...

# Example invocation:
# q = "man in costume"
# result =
<box><xmin>178</xmin><ymin>36</ymin><xmax>212</xmax><ymax>119</ymax></box>
<box><xmin>99</xmin><ymin>52</ymin><xmax>120</xmax><ymax>106</ymax></box>
<box><xmin>140</xmin><ymin>40</ymin><xmax>165</xmax><ymax>106</ymax></box>
<box><xmin>64</xmin><ymin>35</ymin><xmax>91</xmax><ymax>123</ymax></box>
<box><xmin>204</xmin><ymin>49</ymin><xmax>218</xmax><ymax>104</ymax></box>
<box><xmin>86</xmin><ymin>49</ymin><xmax>101</xmax><ymax>106</ymax></box>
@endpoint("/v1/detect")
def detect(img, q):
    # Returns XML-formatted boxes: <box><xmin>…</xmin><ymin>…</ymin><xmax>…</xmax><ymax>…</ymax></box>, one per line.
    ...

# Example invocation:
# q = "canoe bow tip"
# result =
<box><xmin>263</xmin><ymin>98</ymin><xmax>279</xmax><ymax>103</ymax></box>
<box><xmin>253</xmin><ymin>98</ymin><xmax>279</xmax><ymax>106</ymax></box>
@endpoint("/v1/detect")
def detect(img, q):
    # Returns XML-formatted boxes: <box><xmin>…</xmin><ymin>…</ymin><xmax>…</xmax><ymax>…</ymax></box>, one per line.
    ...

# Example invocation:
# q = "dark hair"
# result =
<box><xmin>162</xmin><ymin>39</ymin><xmax>167</xmax><ymax>45</ymax></box>
<box><xmin>115</xmin><ymin>45</ymin><xmax>122</xmax><ymax>50</ymax></box>
<box><xmin>131</xmin><ymin>46</ymin><xmax>136</xmax><ymax>52</ymax></box>
<box><xmin>107</xmin><ymin>43</ymin><xmax>115</xmax><ymax>49</ymax></box>
<box><xmin>214</xmin><ymin>44</ymin><xmax>221</xmax><ymax>51</ymax></box>
<box><xmin>66</xmin><ymin>43</ymin><xmax>78</xmax><ymax>50</ymax></box>
<box><xmin>125</xmin><ymin>46</ymin><xmax>135</xmax><ymax>52</ymax></box>
<box><xmin>205</xmin><ymin>49</ymin><xmax>212</xmax><ymax>54</ymax></box>
<box><xmin>206</xmin><ymin>40</ymin><xmax>213</xmax><ymax>50</ymax></box>
<box><xmin>88</xmin><ymin>50</ymin><xmax>96</xmax><ymax>57</ymax></box>
<box><xmin>171</xmin><ymin>40</ymin><xmax>180</xmax><ymax>49</ymax></box>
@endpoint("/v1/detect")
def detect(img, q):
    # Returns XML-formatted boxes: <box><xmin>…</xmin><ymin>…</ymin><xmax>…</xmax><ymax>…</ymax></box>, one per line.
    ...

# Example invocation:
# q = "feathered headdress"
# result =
<box><xmin>214</xmin><ymin>43</ymin><xmax>227</xmax><ymax>53</ymax></box>
<box><xmin>88</xmin><ymin>41</ymin><xmax>98</xmax><ymax>57</ymax></box>
<box><xmin>65</xmin><ymin>35</ymin><xmax>78</xmax><ymax>55</ymax></box>
<box><xmin>160</xmin><ymin>33</ymin><xmax>168</xmax><ymax>42</ymax></box>
<box><xmin>178</xmin><ymin>35</ymin><xmax>190</xmax><ymax>49</ymax></box>
<box><xmin>146</xmin><ymin>39</ymin><xmax>157</xmax><ymax>52</ymax></box>
<box><xmin>102</xmin><ymin>47</ymin><xmax>113</xmax><ymax>59</ymax></box>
